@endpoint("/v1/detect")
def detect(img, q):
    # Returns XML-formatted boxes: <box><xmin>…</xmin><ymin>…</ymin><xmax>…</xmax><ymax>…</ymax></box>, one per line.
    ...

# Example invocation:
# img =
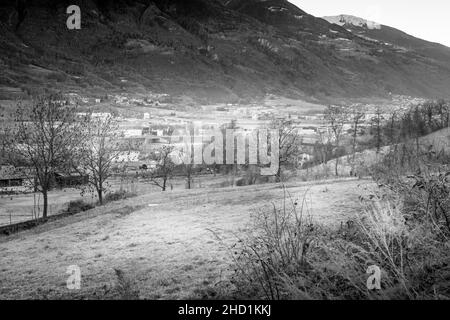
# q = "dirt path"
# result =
<box><xmin>0</xmin><ymin>178</ymin><xmax>374</xmax><ymax>299</ymax></box>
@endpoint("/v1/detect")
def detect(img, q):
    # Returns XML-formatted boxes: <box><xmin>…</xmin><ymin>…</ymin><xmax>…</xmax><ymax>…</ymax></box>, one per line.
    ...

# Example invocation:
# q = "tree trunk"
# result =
<box><xmin>276</xmin><ymin>166</ymin><xmax>282</xmax><ymax>182</ymax></box>
<box><xmin>352</xmin><ymin>128</ymin><xmax>358</xmax><ymax>173</ymax></box>
<box><xmin>42</xmin><ymin>190</ymin><xmax>48</xmax><ymax>218</ymax></box>
<box><xmin>162</xmin><ymin>178</ymin><xmax>167</xmax><ymax>191</ymax></box>
<box><xmin>335</xmin><ymin>158</ymin><xmax>339</xmax><ymax>177</ymax></box>
<box><xmin>416</xmin><ymin>136</ymin><xmax>420</xmax><ymax>154</ymax></box>
<box><xmin>97</xmin><ymin>188</ymin><xmax>103</xmax><ymax>205</ymax></box>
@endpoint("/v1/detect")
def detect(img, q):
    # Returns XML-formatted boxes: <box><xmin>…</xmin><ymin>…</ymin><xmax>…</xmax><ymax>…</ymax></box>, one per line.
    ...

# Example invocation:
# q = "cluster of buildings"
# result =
<box><xmin>2</xmin><ymin>92</ymin><xmax>425</xmax><ymax>193</ymax></box>
<box><xmin>67</xmin><ymin>92</ymin><xmax>173</xmax><ymax>111</ymax></box>
<box><xmin>113</xmin><ymin>93</ymin><xmax>171</xmax><ymax>107</ymax></box>
<box><xmin>0</xmin><ymin>165</ymin><xmax>88</xmax><ymax>194</ymax></box>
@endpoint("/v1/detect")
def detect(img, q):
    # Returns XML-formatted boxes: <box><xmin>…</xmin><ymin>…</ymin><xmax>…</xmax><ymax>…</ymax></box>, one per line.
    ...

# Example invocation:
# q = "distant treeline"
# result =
<box><xmin>306</xmin><ymin>100</ymin><xmax>450</xmax><ymax>169</ymax></box>
<box><xmin>373</xmin><ymin>99</ymin><xmax>450</xmax><ymax>149</ymax></box>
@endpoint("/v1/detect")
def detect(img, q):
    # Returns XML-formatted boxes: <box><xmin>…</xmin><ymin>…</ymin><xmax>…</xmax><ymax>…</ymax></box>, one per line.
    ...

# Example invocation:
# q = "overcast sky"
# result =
<box><xmin>290</xmin><ymin>0</ymin><xmax>450</xmax><ymax>47</ymax></box>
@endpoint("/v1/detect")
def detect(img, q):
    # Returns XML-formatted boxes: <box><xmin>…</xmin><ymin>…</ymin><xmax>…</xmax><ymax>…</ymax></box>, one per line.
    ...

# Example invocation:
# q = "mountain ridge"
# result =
<box><xmin>323</xmin><ymin>15</ymin><xmax>381</xmax><ymax>30</ymax></box>
<box><xmin>323</xmin><ymin>13</ymin><xmax>450</xmax><ymax>66</ymax></box>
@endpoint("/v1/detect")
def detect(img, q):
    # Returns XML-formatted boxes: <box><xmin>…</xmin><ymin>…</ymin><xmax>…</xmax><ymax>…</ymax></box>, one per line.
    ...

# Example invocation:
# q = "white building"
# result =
<box><xmin>298</xmin><ymin>153</ymin><xmax>313</xmax><ymax>166</ymax></box>
<box><xmin>123</xmin><ymin>129</ymin><xmax>143</xmax><ymax>138</ymax></box>
<box><xmin>297</xmin><ymin>128</ymin><xmax>316</xmax><ymax>136</ymax></box>
<box><xmin>92</xmin><ymin>113</ymin><xmax>111</xmax><ymax>120</ymax></box>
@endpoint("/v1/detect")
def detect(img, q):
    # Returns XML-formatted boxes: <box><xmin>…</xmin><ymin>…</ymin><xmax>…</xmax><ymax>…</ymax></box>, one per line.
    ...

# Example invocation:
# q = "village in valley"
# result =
<box><xmin>0</xmin><ymin>90</ymin><xmax>426</xmax><ymax>227</ymax></box>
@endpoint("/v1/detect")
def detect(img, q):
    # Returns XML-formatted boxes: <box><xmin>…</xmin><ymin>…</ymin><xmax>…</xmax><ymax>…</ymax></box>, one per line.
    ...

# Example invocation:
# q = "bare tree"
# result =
<box><xmin>371</xmin><ymin>106</ymin><xmax>385</xmax><ymax>153</ymax></box>
<box><xmin>76</xmin><ymin>115</ymin><xmax>122</xmax><ymax>205</ymax></box>
<box><xmin>384</xmin><ymin>108</ymin><xmax>399</xmax><ymax>145</ymax></box>
<box><xmin>0</xmin><ymin>120</ymin><xmax>9</xmax><ymax>165</ymax></box>
<box><xmin>221</xmin><ymin>119</ymin><xmax>239</xmax><ymax>185</ymax></box>
<box><xmin>174</xmin><ymin>146</ymin><xmax>195</xmax><ymax>189</ymax></box>
<box><xmin>269</xmin><ymin>118</ymin><xmax>302</xmax><ymax>181</ymax></box>
<box><xmin>142</xmin><ymin>145</ymin><xmax>176</xmax><ymax>191</ymax></box>
<box><xmin>183</xmin><ymin>162</ymin><xmax>195</xmax><ymax>189</ymax></box>
<box><xmin>313</xmin><ymin>131</ymin><xmax>333</xmax><ymax>165</ymax></box>
<box><xmin>6</xmin><ymin>94</ymin><xmax>87</xmax><ymax>218</ymax></box>
<box><xmin>324</xmin><ymin>105</ymin><xmax>347</xmax><ymax>176</ymax></box>
<box><xmin>171</xmin><ymin>122</ymin><xmax>197</xmax><ymax>190</ymax></box>
<box><xmin>349</xmin><ymin>104</ymin><xmax>366</xmax><ymax>173</ymax></box>
<box><xmin>435</xmin><ymin>100</ymin><xmax>450</xmax><ymax>128</ymax></box>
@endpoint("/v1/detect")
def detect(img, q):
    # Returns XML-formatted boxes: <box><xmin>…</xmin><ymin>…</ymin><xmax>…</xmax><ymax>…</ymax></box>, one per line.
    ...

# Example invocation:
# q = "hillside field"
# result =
<box><xmin>0</xmin><ymin>178</ymin><xmax>374</xmax><ymax>299</ymax></box>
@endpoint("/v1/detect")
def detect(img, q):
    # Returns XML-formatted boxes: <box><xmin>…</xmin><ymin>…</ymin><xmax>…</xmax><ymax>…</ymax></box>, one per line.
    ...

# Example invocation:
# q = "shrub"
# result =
<box><xmin>370</xmin><ymin>142</ymin><xmax>450</xmax><ymax>234</ymax></box>
<box><xmin>104</xmin><ymin>190</ymin><xmax>137</xmax><ymax>203</ymax></box>
<box><xmin>235</xmin><ymin>178</ymin><xmax>247</xmax><ymax>187</ymax></box>
<box><xmin>114</xmin><ymin>269</ymin><xmax>140</xmax><ymax>300</ymax></box>
<box><xmin>66</xmin><ymin>199</ymin><xmax>95</xmax><ymax>215</ymax></box>
<box><xmin>226</xmin><ymin>186</ymin><xmax>450</xmax><ymax>300</ymax></box>
<box><xmin>226</xmin><ymin>134</ymin><xmax>450</xmax><ymax>300</ymax></box>
<box><xmin>227</xmin><ymin>188</ymin><xmax>318</xmax><ymax>299</ymax></box>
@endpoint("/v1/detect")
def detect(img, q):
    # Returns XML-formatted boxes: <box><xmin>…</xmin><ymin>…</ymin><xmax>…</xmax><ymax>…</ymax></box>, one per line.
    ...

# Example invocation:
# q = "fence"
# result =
<box><xmin>0</xmin><ymin>203</ymin><xmax>72</xmax><ymax>227</ymax></box>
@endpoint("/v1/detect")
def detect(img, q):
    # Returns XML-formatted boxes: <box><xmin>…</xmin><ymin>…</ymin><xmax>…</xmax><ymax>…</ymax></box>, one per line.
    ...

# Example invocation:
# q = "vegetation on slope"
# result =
<box><xmin>2</xmin><ymin>0</ymin><xmax>450</xmax><ymax>101</ymax></box>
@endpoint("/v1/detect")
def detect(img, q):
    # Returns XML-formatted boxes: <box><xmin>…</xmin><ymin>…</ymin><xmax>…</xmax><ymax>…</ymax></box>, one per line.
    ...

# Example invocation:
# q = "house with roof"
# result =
<box><xmin>0</xmin><ymin>165</ymin><xmax>34</xmax><ymax>193</ymax></box>
<box><xmin>53</xmin><ymin>172</ymin><xmax>89</xmax><ymax>189</ymax></box>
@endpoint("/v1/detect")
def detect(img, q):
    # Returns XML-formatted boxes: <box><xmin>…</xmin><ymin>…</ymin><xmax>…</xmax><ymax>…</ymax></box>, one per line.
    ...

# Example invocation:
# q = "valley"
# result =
<box><xmin>0</xmin><ymin>0</ymin><xmax>449</xmax><ymax>301</ymax></box>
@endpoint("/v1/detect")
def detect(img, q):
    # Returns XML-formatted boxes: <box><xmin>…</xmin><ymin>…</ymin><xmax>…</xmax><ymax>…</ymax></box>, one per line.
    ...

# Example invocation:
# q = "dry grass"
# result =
<box><xmin>225</xmin><ymin>140</ymin><xmax>450</xmax><ymax>300</ymax></box>
<box><xmin>0</xmin><ymin>178</ymin><xmax>372</xmax><ymax>299</ymax></box>
<box><xmin>225</xmin><ymin>188</ymin><xmax>450</xmax><ymax>300</ymax></box>
<box><xmin>0</xmin><ymin>174</ymin><xmax>231</xmax><ymax>227</ymax></box>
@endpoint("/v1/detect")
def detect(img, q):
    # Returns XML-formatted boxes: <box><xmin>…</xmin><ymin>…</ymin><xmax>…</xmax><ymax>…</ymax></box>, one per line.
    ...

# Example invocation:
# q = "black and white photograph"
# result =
<box><xmin>0</xmin><ymin>0</ymin><xmax>449</xmax><ymax>305</ymax></box>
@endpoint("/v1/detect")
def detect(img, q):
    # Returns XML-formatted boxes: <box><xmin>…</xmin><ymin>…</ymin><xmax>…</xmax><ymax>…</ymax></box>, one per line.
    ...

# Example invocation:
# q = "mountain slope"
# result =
<box><xmin>227</xmin><ymin>0</ymin><xmax>350</xmax><ymax>37</ymax></box>
<box><xmin>1</xmin><ymin>0</ymin><xmax>450</xmax><ymax>103</ymax></box>
<box><xmin>323</xmin><ymin>14</ymin><xmax>450</xmax><ymax>64</ymax></box>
